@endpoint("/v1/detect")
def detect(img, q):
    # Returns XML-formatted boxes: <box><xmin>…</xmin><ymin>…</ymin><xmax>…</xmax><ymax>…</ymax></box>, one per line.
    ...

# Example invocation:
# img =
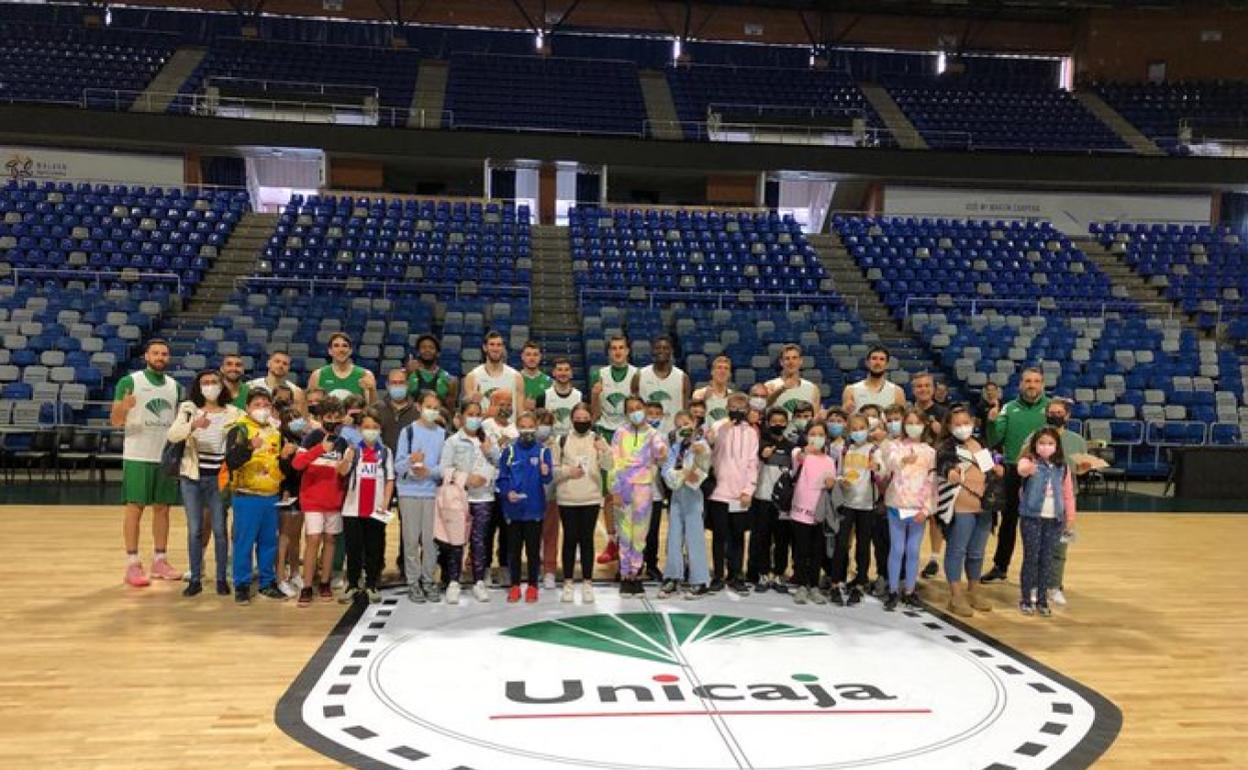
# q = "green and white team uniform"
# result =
<box><xmin>115</xmin><ymin>369</ymin><xmax>180</xmax><ymax>505</ymax></box>
<box><xmin>468</xmin><ymin>362</ymin><xmax>521</xmax><ymax>407</ymax></box>
<box><xmin>592</xmin><ymin>363</ymin><xmax>637</xmax><ymax>440</ymax></box>
<box><xmin>699</xmin><ymin>385</ymin><xmax>735</xmax><ymax>424</ymax></box>
<box><xmin>541</xmin><ymin>384</ymin><xmax>583</xmax><ymax>437</ymax></box>
<box><xmin>638</xmin><ymin>364</ymin><xmax>686</xmax><ymax>433</ymax></box>
<box><xmin>247</xmin><ymin>375</ymin><xmax>301</xmax><ymax>400</ymax></box>
<box><xmin>766</xmin><ymin>376</ymin><xmax>822</xmax><ymax>414</ymax></box>
<box><xmin>316</xmin><ymin>363</ymin><xmax>370</xmax><ymax>400</ymax></box>
<box><xmin>847</xmin><ymin>378</ymin><xmax>904</xmax><ymax>413</ymax></box>
<box><xmin>522</xmin><ymin>370</ymin><xmax>554</xmax><ymax>406</ymax></box>
<box><xmin>408</xmin><ymin>367</ymin><xmax>452</xmax><ymax>401</ymax></box>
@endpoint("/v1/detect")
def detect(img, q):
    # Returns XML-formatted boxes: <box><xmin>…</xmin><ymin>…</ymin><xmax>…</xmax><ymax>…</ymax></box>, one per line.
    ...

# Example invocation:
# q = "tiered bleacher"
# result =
<box><xmin>884</xmin><ymin>76</ymin><xmax>1128</xmax><ymax>152</ymax></box>
<box><xmin>1092</xmin><ymin>221</ymin><xmax>1247</xmax><ymax>333</ymax></box>
<box><xmin>0</xmin><ymin>22</ymin><xmax>175</xmax><ymax>107</ymax></box>
<box><xmin>0</xmin><ymin>180</ymin><xmax>250</xmax><ymax>300</ymax></box>
<box><xmin>1093</xmin><ymin>80</ymin><xmax>1248</xmax><ymax>153</ymax></box>
<box><xmin>443</xmin><ymin>53</ymin><xmax>646</xmax><ymax>135</ymax></box>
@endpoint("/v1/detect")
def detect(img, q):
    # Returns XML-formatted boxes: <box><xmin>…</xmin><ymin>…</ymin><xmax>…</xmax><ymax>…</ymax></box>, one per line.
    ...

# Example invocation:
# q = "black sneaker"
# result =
<box><xmin>685</xmin><ymin>584</ymin><xmax>709</xmax><ymax>599</ymax></box>
<box><xmin>297</xmin><ymin>587</ymin><xmax>314</xmax><ymax>607</ymax></box>
<box><xmin>619</xmin><ymin>580</ymin><xmax>634</xmax><ymax>597</ymax></box>
<box><xmin>259</xmin><ymin>584</ymin><xmax>287</xmax><ymax>600</ymax></box>
<box><xmin>871</xmin><ymin>577</ymin><xmax>888</xmax><ymax>597</ymax></box>
<box><xmin>708</xmin><ymin>578</ymin><xmax>725</xmax><ymax>593</ymax></box>
<box><xmin>658</xmin><ymin>579</ymin><xmax>678</xmax><ymax>598</ymax></box>
<box><xmin>921</xmin><ymin>559</ymin><xmax>939</xmax><ymax>579</ymax></box>
<box><xmin>645</xmin><ymin>566</ymin><xmax>664</xmax><ymax>582</ymax></box>
<box><xmin>1037</xmin><ymin>604</ymin><xmax>1053</xmax><ymax>618</ymax></box>
<box><xmin>235</xmin><ymin>584</ymin><xmax>251</xmax><ymax>605</ymax></box>
<box><xmin>828</xmin><ymin>585</ymin><xmax>845</xmax><ymax>606</ymax></box>
<box><xmin>182</xmin><ymin>581</ymin><xmax>202</xmax><ymax>598</ymax></box>
<box><xmin>216</xmin><ymin>579</ymin><xmax>230</xmax><ymax>596</ymax></box>
<box><xmin>883</xmin><ymin>592</ymin><xmax>899</xmax><ymax>612</ymax></box>
<box><xmin>772</xmin><ymin>579</ymin><xmax>790</xmax><ymax>595</ymax></box>
<box><xmin>847</xmin><ymin>585</ymin><xmax>863</xmax><ymax>606</ymax></box>
<box><xmin>728</xmin><ymin>580</ymin><xmax>750</xmax><ymax>595</ymax></box>
<box><xmin>753</xmin><ymin>580</ymin><xmax>770</xmax><ymax>594</ymax></box>
<box><xmin>981</xmin><ymin>566</ymin><xmax>1007</xmax><ymax>584</ymax></box>
<box><xmin>634</xmin><ymin>580</ymin><xmax>647</xmax><ymax>598</ymax></box>
<box><xmin>903</xmin><ymin>592</ymin><xmax>923</xmax><ymax>609</ymax></box>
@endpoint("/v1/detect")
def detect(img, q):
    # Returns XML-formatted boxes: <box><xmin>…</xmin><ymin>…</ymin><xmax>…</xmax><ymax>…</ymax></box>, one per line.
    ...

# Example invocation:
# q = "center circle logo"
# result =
<box><xmin>280</xmin><ymin>595</ymin><xmax>1119</xmax><ymax>770</ymax></box>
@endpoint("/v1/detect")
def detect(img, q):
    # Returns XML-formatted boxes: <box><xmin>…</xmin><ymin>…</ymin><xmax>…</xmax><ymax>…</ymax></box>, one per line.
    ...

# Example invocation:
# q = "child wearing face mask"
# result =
<box><xmin>497</xmin><ymin>412</ymin><xmax>554</xmax><ymax>603</ymax></box>
<box><xmin>706</xmin><ymin>392</ymin><xmax>759</xmax><ymax>594</ymax></box>
<box><xmin>553</xmin><ymin>403</ymin><xmax>612</xmax><ymax>603</ymax></box>
<box><xmin>293</xmin><ymin>397</ymin><xmax>348</xmax><ymax>606</ymax></box>
<box><xmin>785</xmin><ymin>401</ymin><xmax>815</xmax><ymax>445</ymax></box>
<box><xmin>642</xmin><ymin>401</ymin><xmax>670</xmax><ymax>582</ymax></box>
<box><xmin>935</xmin><ymin>406</ymin><xmax>1003</xmax><ymax>617</ymax></box>
<box><xmin>789</xmin><ymin>422</ymin><xmax>839</xmax><ymax>605</ymax></box>
<box><xmin>1016</xmin><ymin>428</ymin><xmax>1076</xmax><ymax>617</ymax></box>
<box><xmin>748</xmin><ymin>407</ymin><xmax>793</xmax><ymax>594</ymax></box>
<box><xmin>535</xmin><ymin>409</ymin><xmax>561</xmax><ymax>590</ymax></box>
<box><xmin>883</xmin><ymin>404</ymin><xmax>906</xmax><ymax>445</ymax></box>
<box><xmin>659</xmin><ymin>410</ymin><xmax>713</xmax><ymax>598</ymax></box>
<box><xmin>396</xmin><ymin>393</ymin><xmax>447</xmax><ymax>604</ymax></box>
<box><xmin>609</xmin><ymin>396</ymin><xmax>668</xmax><ymax>597</ymax></box>
<box><xmin>440</xmin><ymin>402</ymin><xmax>497</xmax><ymax>603</ymax></box>
<box><xmin>223</xmin><ymin>391</ymin><xmax>288</xmax><ymax>605</ymax></box>
<box><xmin>831</xmin><ymin>413</ymin><xmax>881</xmax><ymax>606</ymax></box>
<box><xmin>339</xmin><ymin>410</ymin><xmax>396</xmax><ymax>604</ymax></box>
<box><xmin>879</xmin><ymin>408</ymin><xmax>937</xmax><ymax>611</ymax></box>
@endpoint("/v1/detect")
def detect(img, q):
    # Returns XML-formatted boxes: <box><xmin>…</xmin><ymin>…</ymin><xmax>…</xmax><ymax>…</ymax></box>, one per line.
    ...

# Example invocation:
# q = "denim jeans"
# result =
<box><xmin>887</xmin><ymin>508</ymin><xmax>925</xmax><ymax>593</ymax></box>
<box><xmin>943</xmin><ymin>510</ymin><xmax>993</xmax><ymax>583</ymax></box>
<box><xmin>665</xmin><ymin>486</ymin><xmax>709</xmax><ymax>586</ymax></box>
<box><xmin>180</xmin><ymin>475</ymin><xmax>227</xmax><ymax>583</ymax></box>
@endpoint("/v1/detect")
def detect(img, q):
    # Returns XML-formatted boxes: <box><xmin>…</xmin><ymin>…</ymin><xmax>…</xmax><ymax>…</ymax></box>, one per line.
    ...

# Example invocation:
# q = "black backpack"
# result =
<box><xmin>771</xmin><ymin>462</ymin><xmax>803</xmax><ymax>513</ymax></box>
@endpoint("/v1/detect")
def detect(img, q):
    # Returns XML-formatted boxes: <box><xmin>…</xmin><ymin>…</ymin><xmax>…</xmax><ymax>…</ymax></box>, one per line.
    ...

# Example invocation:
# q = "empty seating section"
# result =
<box><xmin>665</xmin><ymin>65</ymin><xmax>887</xmax><ymax>138</ymax></box>
<box><xmin>176</xmin><ymin>38</ymin><xmax>420</xmax><ymax>125</ymax></box>
<box><xmin>1094</xmin><ymin>81</ymin><xmax>1248</xmax><ymax>153</ymax></box>
<box><xmin>835</xmin><ymin>215</ymin><xmax>1118</xmax><ymax>316</ymax></box>
<box><xmin>570</xmin><ymin>206</ymin><xmax>839</xmax><ymax>304</ymax></box>
<box><xmin>258</xmin><ymin>196</ymin><xmax>532</xmax><ymax>300</ymax></box>
<box><xmin>1092</xmin><ymin>221</ymin><xmax>1247</xmax><ymax>333</ymax></box>
<box><xmin>444</xmin><ymin>53</ymin><xmax>646</xmax><ymax>135</ymax></box>
<box><xmin>0</xmin><ymin>180</ymin><xmax>250</xmax><ymax>299</ymax></box>
<box><xmin>884</xmin><ymin>76</ymin><xmax>1128</xmax><ymax>151</ymax></box>
<box><xmin>0</xmin><ymin>23</ymin><xmax>174</xmax><ymax>107</ymax></box>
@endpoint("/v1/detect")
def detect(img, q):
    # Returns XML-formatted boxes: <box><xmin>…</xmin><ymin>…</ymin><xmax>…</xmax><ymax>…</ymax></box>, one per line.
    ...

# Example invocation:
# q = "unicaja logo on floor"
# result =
<box><xmin>279</xmin><ymin>595</ymin><xmax>1121</xmax><ymax>770</ymax></box>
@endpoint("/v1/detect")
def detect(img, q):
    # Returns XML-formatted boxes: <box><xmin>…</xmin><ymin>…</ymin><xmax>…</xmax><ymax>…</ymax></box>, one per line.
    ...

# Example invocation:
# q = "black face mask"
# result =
<box><xmin>572</xmin><ymin>421</ymin><xmax>592</xmax><ymax>435</ymax></box>
<box><xmin>728</xmin><ymin>409</ymin><xmax>747</xmax><ymax>424</ymax></box>
<box><xmin>321</xmin><ymin>421</ymin><xmax>341</xmax><ymax>434</ymax></box>
<box><xmin>307</xmin><ymin>403</ymin><xmax>322</xmax><ymax>417</ymax></box>
<box><xmin>1046</xmin><ymin>414</ymin><xmax>1066</xmax><ymax>428</ymax></box>
<box><xmin>275</xmin><ymin>400</ymin><xmax>292</xmax><ymax>411</ymax></box>
<box><xmin>768</xmin><ymin>424</ymin><xmax>786</xmax><ymax>437</ymax></box>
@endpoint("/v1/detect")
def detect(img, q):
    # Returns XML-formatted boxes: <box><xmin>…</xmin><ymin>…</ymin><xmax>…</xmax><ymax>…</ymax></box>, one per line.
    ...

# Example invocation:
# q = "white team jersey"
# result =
<box><xmin>849</xmin><ymin>378</ymin><xmax>903</xmax><ymax>413</ymax></box>
<box><xmin>596</xmin><ymin>364</ymin><xmax>638</xmax><ymax>432</ymax></box>
<box><xmin>543</xmin><ymin>385</ymin><xmax>583</xmax><ymax>436</ymax></box>
<box><xmin>638</xmin><ymin>365</ymin><xmax>686</xmax><ymax>433</ymax></box>
<box><xmin>122</xmin><ymin>371</ymin><xmax>179</xmax><ymax>462</ymax></box>
<box><xmin>470</xmin><ymin>363</ymin><xmax>520</xmax><ymax>407</ymax></box>
<box><xmin>698</xmin><ymin>386</ymin><xmax>734</xmax><ymax>424</ymax></box>
<box><xmin>766</xmin><ymin>377</ymin><xmax>821</xmax><ymax>414</ymax></box>
<box><xmin>247</xmin><ymin>376</ymin><xmax>302</xmax><ymax>398</ymax></box>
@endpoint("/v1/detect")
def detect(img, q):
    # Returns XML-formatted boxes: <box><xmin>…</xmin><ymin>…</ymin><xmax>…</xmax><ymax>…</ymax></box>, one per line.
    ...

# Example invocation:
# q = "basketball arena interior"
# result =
<box><xmin>1</xmin><ymin>1</ymin><xmax>1246</xmax><ymax>769</ymax></box>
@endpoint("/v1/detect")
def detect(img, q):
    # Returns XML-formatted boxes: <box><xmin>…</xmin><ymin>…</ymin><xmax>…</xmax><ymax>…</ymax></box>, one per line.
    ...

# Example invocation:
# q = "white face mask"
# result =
<box><xmin>361</xmin><ymin>428</ymin><xmax>381</xmax><ymax>445</ymax></box>
<box><xmin>422</xmin><ymin>408</ymin><xmax>440</xmax><ymax>423</ymax></box>
<box><xmin>748</xmin><ymin>397</ymin><xmax>767</xmax><ymax>412</ymax></box>
<box><xmin>807</xmin><ymin>435</ymin><xmax>826</xmax><ymax>450</ymax></box>
<box><xmin>201</xmin><ymin>384</ymin><xmax>222</xmax><ymax>401</ymax></box>
<box><xmin>904</xmin><ymin>424</ymin><xmax>924</xmax><ymax>440</ymax></box>
<box><xmin>952</xmin><ymin>425</ymin><xmax>974</xmax><ymax>441</ymax></box>
<box><xmin>249</xmin><ymin>408</ymin><xmax>271</xmax><ymax>424</ymax></box>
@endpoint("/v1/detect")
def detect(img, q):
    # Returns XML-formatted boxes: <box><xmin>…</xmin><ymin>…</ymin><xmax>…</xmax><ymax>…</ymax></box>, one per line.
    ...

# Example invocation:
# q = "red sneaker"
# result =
<box><xmin>507</xmin><ymin>585</ymin><xmax>522</xmax><ymax>603</ymax></box>
<box><xmin>595</xmin><ymin>540</ymin><xmax>619</xmax><ymax>564</ymax></box>
<box><xmin>124</xmin><ymin>562</ymin><xmax>150</xmax><ymax>588</ymax></box>
<box><xmin>525</xmin><ymin>584</ymin><xmax>539</xmax><ymax>603</ymax></box>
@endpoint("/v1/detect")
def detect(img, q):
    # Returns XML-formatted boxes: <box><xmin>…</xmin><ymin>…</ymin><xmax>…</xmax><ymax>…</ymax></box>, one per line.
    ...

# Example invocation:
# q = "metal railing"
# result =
<box><xmin>901</xmin><ymin>295</ymin><xmax>1177</xmax><ymax>323</ymax></box>
<box><xmin>6</xmin><ymin>266</ymin><xmax>182</xmax><ymax>294</ymax></box>
<box><xmin>577</xmin><ymin>287</ymin><xmax>857</xmax><ymax>314</ymax></box>
<box><xmin>235</xmin><ymin>275</ymin><xmax>530</xmax><ymax>303</ymax></box>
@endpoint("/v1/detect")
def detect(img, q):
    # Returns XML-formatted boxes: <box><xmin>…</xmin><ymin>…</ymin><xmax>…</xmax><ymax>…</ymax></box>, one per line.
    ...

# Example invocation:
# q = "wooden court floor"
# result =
<box><xmin>0</xmin><ymin>506</ymin><xmax>1244</xmax><ymax>770</ymax></box>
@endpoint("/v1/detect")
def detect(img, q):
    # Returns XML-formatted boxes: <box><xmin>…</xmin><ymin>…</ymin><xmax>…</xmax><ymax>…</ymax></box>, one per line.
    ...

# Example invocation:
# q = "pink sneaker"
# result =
<box><xmin>125</xmin><ymin>563</ymin><xmax>151</xmax><ymax>587</ymax></box>
<box><xmin>150</xmin><ymin>559</ymin><xmax>183</xmax><ymax>581</ymax></box>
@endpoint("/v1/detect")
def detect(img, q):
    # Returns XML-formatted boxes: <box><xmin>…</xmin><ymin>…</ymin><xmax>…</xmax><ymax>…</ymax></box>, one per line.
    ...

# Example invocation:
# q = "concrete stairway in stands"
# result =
<box><xmin>1073</xmin><ymin>235</ymin><xmax>1201</xmax><ymax>332</ymax></box>
<box><xmin>156</xmin><ymin>211</ymin><xmax>279</xmax><ymax>357</ymax></box>
<box><xmin>529</xmin><ymin>225</ymin><xmax>585</xmax><ymax>383</ymax></box>
<box><xmin>638</xmin><ymin>70</ymin><xmax>684</xmax><ymax>140</ymax></box>
<box><xmin>131</xmin><ymin>46</ymin><xmax>206</xmax><ymax>113</ymax></box>
<box><xmin>1074</xmin><ymin>91</ymin><xmax>1165</xmax><ymax>156</ymax></box>
<box><xmin>857</xmin><ymin>83</ymin><xmax>928</xmax><ymax>150</ymax></box>
<box><xmin>409</xmin><ymin>60</ymin><xmax>449</xmax><ymax>129</ymax></box>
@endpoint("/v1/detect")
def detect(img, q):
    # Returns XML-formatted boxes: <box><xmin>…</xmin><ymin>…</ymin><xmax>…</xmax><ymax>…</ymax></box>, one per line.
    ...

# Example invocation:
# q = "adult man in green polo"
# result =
<box><xmin>981</xmin><ymin>366</ymin><xmax>1050</xmax><ymax>584</ymax></box>
<box><xmin>111</xmin><ymin>339</ymin><xmax>183</xmax><ymax>588</ymax></box>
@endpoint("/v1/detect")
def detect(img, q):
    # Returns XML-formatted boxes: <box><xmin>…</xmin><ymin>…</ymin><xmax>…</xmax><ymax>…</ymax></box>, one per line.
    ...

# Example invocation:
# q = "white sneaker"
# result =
<box><xmin>278</xmin><ymin>580</ymin><xmax>298</xmax><ymax>598</ymax></box>
<box><xmin>445</xmin><ymin>581</ymin><xmax>461</xmax><ymax>605</ymax></box>
<box><xmin>331</xmin><ymin>573</ymin><xmax>346</xmax><ymax>591</ymax></box>
<box><xmin>473</xmin><ymin>581</ymin><xmax>490</xmax><ymax>602</ymax></box>
<box><xmin>581</xmin><ymin>583</ymin><xmax>595</xmax><ymax>604</ymax></box>
<box><xmin>543</xmin><ymin>572</ymin><xmax>557</xmax><ymax>590</ymax></box>
<box><xmin>1048</xmin><ymin>588</ymin><xmax>1067</xmax><ymax>606</ymax></box>
<box><xmin>561</xmin><ymin>582</ymin><xmax>575</xmax><ymax>603</ymax></box>
<box><xmin>290</xmin><ymin>574</ymin><xmax>304</xmax><ymax>590</ymax></box>
<box><xmin>1030</xmin><ymin>588</ymin><xmax>1038</xmax><ymax>604</ymax></box>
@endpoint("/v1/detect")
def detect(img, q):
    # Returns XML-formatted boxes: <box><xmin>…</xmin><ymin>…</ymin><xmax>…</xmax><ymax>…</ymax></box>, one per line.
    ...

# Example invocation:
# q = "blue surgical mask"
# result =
<box><xmin>388</xmin><ymin>385</ymin><xmax>408</xmax><ymax>401</ymax></box>
<box><xmin>629</xmin><ymin>410</ymin><xmax>647</xmax><ymax>426</ymax></box>
<box><xmin>288</xmin><ymin>417</ymin><xmax>307</xmax><ymax>435</ymax></box>
<box><xmin>850</xmin><ymin>430</ymin><xmax>869</xmax><ymax>444</ymax></box>
<box><xmin>464</xmin><ymin>416</ymin><xmax>482</xmax><ymax>432</ymax></box>
<box><xmin>887</xmin><ymin>420</ymin><xmax>902</xmax><ymax>437</ymax></box>
<box><xmin>648</xmin><ymin>418</ymin><xmax>662</xmax><ymax>430</ymax></box>
<box><xmin>827</xmin><ymin>422</ymin><xmax>844</xmax><ymax>438</ymax></box>
<box><xmin>536</xmin><ymin>425</ymin><xmax>552</xmax><ymax>442</ymax></box>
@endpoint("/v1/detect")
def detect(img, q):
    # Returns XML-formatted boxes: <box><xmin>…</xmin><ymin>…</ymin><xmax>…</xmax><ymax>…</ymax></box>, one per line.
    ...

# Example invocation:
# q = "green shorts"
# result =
<box><xmin>122</xmin><ymin>460</ymin><xmax>179</xmax><ymax>507</ymax></box>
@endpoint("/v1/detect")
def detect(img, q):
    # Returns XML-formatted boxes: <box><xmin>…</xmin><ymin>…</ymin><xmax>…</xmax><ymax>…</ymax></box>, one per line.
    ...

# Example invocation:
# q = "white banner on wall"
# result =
<box><xmin>883</xmin><ymin>186</ymin><xmax>1211</xmax><ymax>235</ymax></box>
<box><xmin>1</xmin><ymin>145</ymin><xmax>184</xmax><ymax>186</ymax></box>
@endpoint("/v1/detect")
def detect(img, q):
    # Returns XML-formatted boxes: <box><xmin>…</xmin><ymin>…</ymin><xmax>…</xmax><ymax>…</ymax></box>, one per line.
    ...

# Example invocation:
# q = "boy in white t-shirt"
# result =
<box><xmin>833</xmin><ymin>413</ymin><xmax>883</xmax><ymax>606</ymax></box>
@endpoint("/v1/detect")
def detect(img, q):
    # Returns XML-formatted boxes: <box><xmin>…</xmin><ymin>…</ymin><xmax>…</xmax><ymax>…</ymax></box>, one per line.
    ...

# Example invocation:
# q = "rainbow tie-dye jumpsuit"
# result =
<box><xmin>608</xmin><ymin>425</ymin><xmax>662</xmax><ymax>579</ymax></box>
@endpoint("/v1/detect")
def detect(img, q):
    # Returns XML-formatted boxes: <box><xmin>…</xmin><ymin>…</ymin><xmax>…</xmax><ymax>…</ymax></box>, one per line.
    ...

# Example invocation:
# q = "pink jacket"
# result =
<box><xmin>881</xmin><ymin>438</ymin><xmax>937</xmax><ymax>516</ymax></box>
<box><xmin>709</xmin><ymin>421</ymin><xmax>759</xmax><ymax>503</ymax></box>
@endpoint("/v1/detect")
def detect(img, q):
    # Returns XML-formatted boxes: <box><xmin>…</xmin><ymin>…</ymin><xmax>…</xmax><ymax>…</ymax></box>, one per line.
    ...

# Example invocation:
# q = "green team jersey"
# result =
<box><xmin>522</xmin><ymin>370</ymin><xmax>553</xmax><ymax>403</ymax></box>
<box><xmin>317</xmin><ymin>364</ymin><xmax>369</xmax><ymax>400</ymax></box>
<box><xmin>229</xmin><ymin>381</ymin><xmax>250</xmax><ymax>409</ymax></box>
<box><xmin>408</xmin><ymin>367</ymin><xmax>452</xmax><ymax>401</ymax></box>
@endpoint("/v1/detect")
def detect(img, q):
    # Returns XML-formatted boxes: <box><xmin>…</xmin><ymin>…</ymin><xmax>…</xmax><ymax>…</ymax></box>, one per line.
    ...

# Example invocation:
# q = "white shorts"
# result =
<box><xmin>304</xmin><ymin>511</ymin><xmax>343</xmax><ymax>536</ymax></box>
